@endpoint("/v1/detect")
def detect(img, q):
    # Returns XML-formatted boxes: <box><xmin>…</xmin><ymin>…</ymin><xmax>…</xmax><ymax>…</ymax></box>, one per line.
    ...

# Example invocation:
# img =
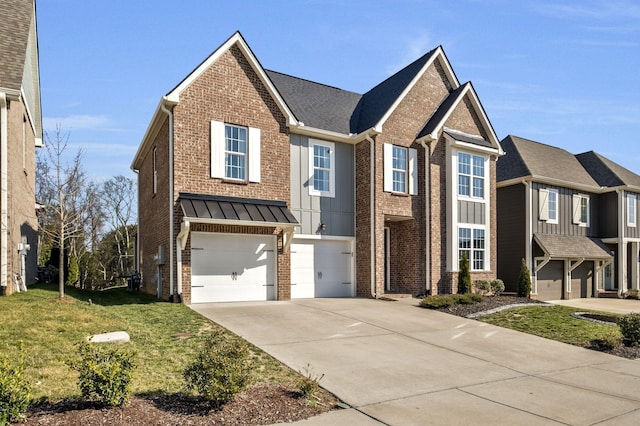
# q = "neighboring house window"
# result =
<box><xmin>628</xmin><ymin>193</ymin><xmax>637</xmax><ymax>227</ymax></box>
<box><xmin>459</xmin><ymin>227</ymin><xmax>485</xmax><ymax>270</ymax></box>
<box><xmin>225</xmin><ymin>124</ymin><xmax>247</xmax><ymax>181</ymax></box>
<box><xmin>308</xmin><ymin>140</ymin><xmax>335</xmax><ymax>197</ymax></box>
<box><xmin>458</xmin><ymin>152</ymin><xmax>485</xmax><ymax>199</ymax></box>
<box><xmin>152</xmin><ymin>146</ymin><xmax>157</xmax><ymax>194</ymax></box>
<box><xmin>572</xmin><ymin>194</ymin><xmax>590</xmax><ymax>226</ymax></box>
<box><xmin>210</xmin><ymin>120</ymin><xmax>260</xmax><ymax>182</ymax></box>
<box><xmin>383</xmin><ymin>143</ymin><xmax>418</xmax><ymax>195</ymax></box>
<box><xmin>539</xmin><ymin>188</ymin><xmax>558</xmax><ymax>224</ymax></box>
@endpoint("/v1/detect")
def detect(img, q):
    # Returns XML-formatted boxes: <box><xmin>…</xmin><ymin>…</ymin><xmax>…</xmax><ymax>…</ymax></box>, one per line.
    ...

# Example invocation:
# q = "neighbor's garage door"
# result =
<box><xmin>571</xmin><ymin>261</ymin><xmax>593</xmax><ymax>299</ymax></box>
<box><xmin>290</xmin><ymin>239</ymin><xmax>353</xmax><ymax>298</ymax></box>
<box><xmin>190</xmin><ymin>233</ymin><xmax>276</xmax><ymax>303</ymax></box>
<box><xmin>536</xmin><ymin>260</ymin><xmax>564</xmax><ymax>301</ymax></box>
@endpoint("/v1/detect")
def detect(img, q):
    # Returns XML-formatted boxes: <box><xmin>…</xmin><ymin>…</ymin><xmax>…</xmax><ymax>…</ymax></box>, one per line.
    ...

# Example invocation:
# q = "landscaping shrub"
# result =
<box><xmin>517</xmin><ymin>258</ymin><xmax>532</xmax><ymax>298</ymax></box>
<box><xmin>618</xmin><ymin>312</ymin><xmax>640</xmax><ymax>346</ymax></box>
<box><xmin>458</xmin><ymin>253</ymin><xmax>472</xmax><ymax>294</ymax></box>
<box><xmin>474</xmin><ymin>279</ymin><xmax>505</xmax><ymax>296</ymax></box>
<box><xmin>183</xmin><ymin>331</ymin><xmax>252</xmax><ymax>405</ymax></box>
<box><xmin>68</xmin><ymin>342</ymin><xmax>137</xmax><ymax>407</ymax></box>
<box><xmin>588</xmin><ymin>332</ymin><xmax>621</xmax><ymax>351</ymax></box>
<box><xmin>0</xmin><ymin>344</ymin><xmax>30</xmax><ymax>425</ymax></box>
<box><xmin>296</xmin><ymin>364</ymin><xmax>324</xmax><ymax>399</ymax></box>
<box><xmin>491</xmin><ymin>279</ymin><xmax>505</xmax><ymax>296</ymax></box>
<box><xmin>419</xmin><ymin>293</ymin><xmax>482</xmax><ymax>309</ymax></box>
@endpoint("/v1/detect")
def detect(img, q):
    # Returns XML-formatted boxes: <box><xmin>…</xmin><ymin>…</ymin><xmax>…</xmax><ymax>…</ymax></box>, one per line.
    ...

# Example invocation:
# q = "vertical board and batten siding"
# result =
<box><xmin>290</xmin><ymin>134</ymin><xmax>355</xmax><ymax>236</ymax></box>
<box><xmin>458</xmin><ymin>200</ymin><xmax>485</xmax><ymax>224</ymax></box>
<box><xmin>532</xmin><ymin>183</ymin><xmax>598</xmax><ymax>236</ymax></box>
<box><xmin>496</xmin><ymin>184</ymin><xmax>527</xmax><ymax>292</ymax></box>
<box><xmin>624</xmin><ymin>191</ymin><xmax>640</xmax><ymax>239</ymax></box>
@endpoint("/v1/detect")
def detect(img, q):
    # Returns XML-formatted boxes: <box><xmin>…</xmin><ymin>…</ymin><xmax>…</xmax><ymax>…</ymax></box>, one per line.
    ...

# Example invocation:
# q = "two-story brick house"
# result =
<box><xmin>0</xmin><ymin>0</ymin><xmax>42</xmax><ymax>295</ymax></box>
<box><xmin>497</xmin><ymin>135</ymin><xmax>640</xmax><ymax>300</ymax></box>
<box><xmin>132</xmin><ymin>32</ymin><xmax>503</xmax><ymax>304</ymax></box>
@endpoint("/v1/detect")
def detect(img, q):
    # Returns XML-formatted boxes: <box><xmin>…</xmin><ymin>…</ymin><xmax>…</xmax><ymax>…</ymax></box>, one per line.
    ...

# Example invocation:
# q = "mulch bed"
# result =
<box><xmin>20</xmin><ymin>383</ymin><xmax>340</xmax><ymax>425</ymax></box>
<box><xmin>434</xmin><ymin>295</ymin><xmax>640</xmax><ymax>360</ymax></box>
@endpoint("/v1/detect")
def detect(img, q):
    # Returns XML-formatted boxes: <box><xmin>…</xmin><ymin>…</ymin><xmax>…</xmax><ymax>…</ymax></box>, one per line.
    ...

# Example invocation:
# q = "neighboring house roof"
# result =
<box><xmin>0</xmin><ymin>0</ymin><xmax>32</xmax><ymax>91</ymax></box>
<box><xmin>576</xmin><ymin>151</ymin><xmax>640</xmax><ymax>191</ymax></box>
<box><xmin>498</xmin><ymin>135</ymin><xmax>600</xmax><ymax>189</ymax></box>
<box><xmin>534</xmin><ymin>233</ymin><xmax>613</xmax><ymax>260</ymax></box>
<box><xmin>179</xmin><ymin>193</ymin><xmax>298</xmax><ymax>226</ymax></box>
<box><xmin>265</xmin><ymin>70</ymin><xmax>361</xmax><ymax>135</ymax></box>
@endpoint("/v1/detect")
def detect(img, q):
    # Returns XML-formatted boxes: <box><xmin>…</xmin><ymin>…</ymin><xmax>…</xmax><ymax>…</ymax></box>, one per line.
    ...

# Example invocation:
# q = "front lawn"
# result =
<box><xmin>478</xmin><ymin>304</ymin><xmax>622</xmax><ymax>347</ymax></box>
<box><xmin>0</xmin><ymin>283</ymin><xmax>297</xmax><ymax>401</ymax></box>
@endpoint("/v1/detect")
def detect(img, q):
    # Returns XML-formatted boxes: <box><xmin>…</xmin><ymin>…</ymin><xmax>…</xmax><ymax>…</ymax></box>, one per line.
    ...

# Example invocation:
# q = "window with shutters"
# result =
<box><xmin>572</xmin><ymin>194</ymin><xmax>590</xmax><ymax>226</ymax></box>
<box><xmin>539</xmin><ymin>188</ymin><xmax>558</xmax><ymax>224</ymax></box>
<box><xmin>225</xmin><ymin>124</ymin><xmax>247</xmax><ymax>181</ymax></box>
<box><xmin>210</xmin><ymin>121</ymin><xmax>260</xmax><ymax>183</ymax></box>
<box><xmin>383</xmin><ymin>143</ymin><xmax>418</xmax><ymax>195</ymax></box>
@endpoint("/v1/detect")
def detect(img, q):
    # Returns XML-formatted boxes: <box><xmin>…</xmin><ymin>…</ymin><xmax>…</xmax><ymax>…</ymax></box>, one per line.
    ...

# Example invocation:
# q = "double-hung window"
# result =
<box><xmin>309</xmin><ymin>140</ymin><xmax>335</xmax><ymax>197</ymax></box>
<box><xmin>458</xmin><ymin>152</ymin><xmax>485</xmax><ymax>199</ymax></box>
<box><xmin>383</xmin><ymin>143</ymin><xmax>418</xmax><ymax>195</ymax></box>
<box><xmin>572</xmin><ymin>194</ymin><xmax>590</xmax><ymax>226</ymax></box>
<box><xmin>628</xmin><ymin>193</ymin><xmax>637</xmax><ymax>227</ymax></box>
<box><xmin>458</xmin><ymin>227</ymin><xmax>485</xmax><ymax>270</ymax></box>
<box><xmin>210</xmin><ymin>120</ymin><xmax>261</xmax><ymax>182</ymax></box>
<box><xmin>539</xmin><ymin>188</ymin><xmax>558</xmax><ymax>224</ymax></box>
<box><xmin>225</xmin><ymin>124</ymin><xmax>247</xmax><ymax>181</ymax></box>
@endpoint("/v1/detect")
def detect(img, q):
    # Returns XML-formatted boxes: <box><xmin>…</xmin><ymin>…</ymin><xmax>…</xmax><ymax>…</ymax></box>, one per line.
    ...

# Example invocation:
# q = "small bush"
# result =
<box><xmin>517</xmin><ymin>259</ymin><xmax>532</xmax><ymax>298</ymax></box>
<box><xmin>419</xmin><ymin>293</ymin><xmax>482</xmax><ymax>309</ymax></box>
<box><xmin>618</xmin><ymin>313</ymin><xmax>640</xmax><ymax>347</ymax></box>
<box><xmin>0</xmin><ymin>344</ymin><xmax>31</xmax><ymax>425</ymax></box>
<box><xmin>67</xmin><ymin>342</ymin><xmax>137</xmax><ymax>407</ymax></box>
<box><xmin>458</xmin><ymin>253</ymin><xmax>472</xmax><ymax>294</ymax></box>
<box><xmin>183</xmin><ymin>331</ymin><xmax>252</xmax><ymax>405</ymax></box>
<box><xmin>491</xmin><ymin>279</ymin><xmax>505</xmax><ymax>296</ymax></box>
<box><xmin>296</xmin><ymin>364</ymin><xmax>324</xmax><ymax>399</ymax></box>
<box><xmin>474</xmin><ymin>280</ymin><xmax>491</xmax><ymax>295</ymax></box>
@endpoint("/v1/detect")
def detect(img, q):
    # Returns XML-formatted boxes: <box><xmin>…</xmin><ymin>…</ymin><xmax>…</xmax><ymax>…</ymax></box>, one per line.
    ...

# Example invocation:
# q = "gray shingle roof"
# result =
<box><xmin>534</xmin><ymin>234</ymin><xmax>613</xmax><ymax>260</ymax></box>
<box><xmin>576</xmin><ymin>151</ymin><xmax>640</xmax><ymax>189</ymax></box>
<box><xmin>0</xmin><ymin>0</ymin><xmax>33</xmax><ymax>91</ymax></box>
<box><xmin>417</xmin><ymin>83</ymin><xmax>467</xmax><ymax>139</ymax></box>
<box><xmin>498</xmin><ymin>135</ymin><xmax>600</xmax><ymax>189</ymax></box>
<box><xmin>265</xmin><ymin>70</ymin><xmax>362</xmax><ymax>134</ymax></box>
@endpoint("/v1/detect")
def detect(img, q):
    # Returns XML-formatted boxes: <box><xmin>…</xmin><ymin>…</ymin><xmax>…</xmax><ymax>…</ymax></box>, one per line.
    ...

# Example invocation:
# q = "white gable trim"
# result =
<box><xmin>374</xmin><ymin>47</ymin><xmax>459</xmax><ymax>133</ymax></box>
<box><xmin>165</xmin><ymin>32</ymin><xmax>297</xmax><ymax>126</ymax></box>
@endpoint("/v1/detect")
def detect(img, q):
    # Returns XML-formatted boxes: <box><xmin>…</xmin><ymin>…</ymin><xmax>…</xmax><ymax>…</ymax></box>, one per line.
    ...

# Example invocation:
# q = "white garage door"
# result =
<box><xmin>290</xmin><ymin>239</ymin><xmax>353</xmax><ymax>298</ymax></box>
<box><xmin>191</xmin><ymin>233</ymin><xmax>276</xmax><ymax>303</ymax></box>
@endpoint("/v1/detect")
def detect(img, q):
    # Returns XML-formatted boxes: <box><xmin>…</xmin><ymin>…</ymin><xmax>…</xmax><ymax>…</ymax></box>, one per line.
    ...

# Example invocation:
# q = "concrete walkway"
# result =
<box><xmin>192</xmin><ymin>298</ymin><xmax>640</xmax><ymax>425</ymax></box>
<box><xmin>549</xmin><ymin>298</ymin><xmax>640</xmax><ymax>315</ymax></box>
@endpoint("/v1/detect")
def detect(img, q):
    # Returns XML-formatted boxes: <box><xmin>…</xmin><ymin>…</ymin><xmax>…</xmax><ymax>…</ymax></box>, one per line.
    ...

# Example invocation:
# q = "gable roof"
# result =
<box><xmin>576</xmin><ymin>151</ymin><xmax>640</xmax><ymax>191</ymax></box>
<box><xmin>498</xmin><ymin>135</ymin><xmax>600</xmax><ymax>189</ymax></box>
<box><xmin>0</xmin><ymin>0</ymin><xmax>33</xmax><ymax>92</ymax></box>
<box><xmin>266</xmin><ymin>70</ymin><xmax>361</xmax><ymax>135</ymax></box>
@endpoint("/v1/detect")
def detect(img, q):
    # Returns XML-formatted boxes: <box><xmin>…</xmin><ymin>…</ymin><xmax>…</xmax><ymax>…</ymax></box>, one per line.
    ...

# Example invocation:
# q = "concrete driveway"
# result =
<box><xmin>192</xmin><ymin>298</ymin><xmax>640</xmax><ymax>425</ymax></box>
<box><xmin>550</xmin><ymin>298</ymin><xmax>640</xmax><ymax>315</ymax></box>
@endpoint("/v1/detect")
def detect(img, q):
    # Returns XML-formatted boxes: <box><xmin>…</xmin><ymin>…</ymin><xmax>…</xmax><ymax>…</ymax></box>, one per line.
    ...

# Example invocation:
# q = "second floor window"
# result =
<box><xmin>572</xmin><ymin>194</ymin><xmax>590</xmax><ymax>226</ymax></box>
<box><xmin>458</xmin><ymin>152</ymin><xmax>485</xmax><ymax>199</ymax></box>
<box><xmin>628</xmin><ymin>193</ymin><xmax>637</xmax><ymax>227</ymax></box>
<box><xmin>309</xmin><ymin>140</ymin><xmax>335</xmax><ymax>197</ymax></box>
<box><xmin>225</xmin><ymin>124</ymin><xmax>247</xmax><ymax>181</ymax></box>
<box><xmin>539</xmin><ymin>188</ymin><xmax>558</xmax><ymax>224</ymax></box>
<box><xmin>392</xmin><ymin>146</ymin><xmax>407</xmax><ymax>193</ymax></box>
<box><xmin>383</xmin><ymin>143</ymin><xmax>418</xmax><ymax>195</ymax></box>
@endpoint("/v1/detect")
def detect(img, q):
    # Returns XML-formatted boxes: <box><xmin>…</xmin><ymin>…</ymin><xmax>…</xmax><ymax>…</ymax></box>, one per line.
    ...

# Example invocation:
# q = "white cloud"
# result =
<box><xmin>42</xmin><ymin>114</ymin><xmax>114</xmax><ymax>132</ymax></box>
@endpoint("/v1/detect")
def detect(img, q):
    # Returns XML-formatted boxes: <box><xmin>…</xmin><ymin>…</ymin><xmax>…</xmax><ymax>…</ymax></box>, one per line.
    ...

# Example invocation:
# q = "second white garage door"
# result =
<box><xmin>290</xmin><ymin>239</ymin><xmax>353</xmax><ymax>298</ymax></box>
<box><xmin>191</xmin><ymin>233</ymin><xmax>276</xmax><ymax>303</ymax></box>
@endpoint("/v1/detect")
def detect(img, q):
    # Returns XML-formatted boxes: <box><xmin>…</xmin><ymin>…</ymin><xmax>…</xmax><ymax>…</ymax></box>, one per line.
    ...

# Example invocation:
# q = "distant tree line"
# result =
<box><xmin>36</xmin><ymin>125</ymin><xmax>137</xmax><ymax>297</ymax></box>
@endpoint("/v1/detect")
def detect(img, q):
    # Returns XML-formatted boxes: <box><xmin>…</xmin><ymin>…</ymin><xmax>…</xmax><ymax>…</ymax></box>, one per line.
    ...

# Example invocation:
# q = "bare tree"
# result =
<box><xmin>36</xmin><ymin>126</ymin><xmax>92</xmax><ymax>298</ymax></box>
<box><xmin>100</xmin><ymin>175</ymin><xmax>136</xmax><ymax>280</ymax></box>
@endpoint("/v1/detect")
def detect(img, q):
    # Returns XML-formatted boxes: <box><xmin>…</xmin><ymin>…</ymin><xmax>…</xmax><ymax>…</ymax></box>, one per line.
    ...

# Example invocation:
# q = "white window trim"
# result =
<box><xmin>628</xmin><ymin>193</ymin><xmax>637</xmax><ymax>227</ymax></box>
<box><xmin>539</xmin><ymin>187</ymin><xmax>558</xmax><ymax>224</ymax></box>
<box><xmin>152</xmin><ymin>146</ymin><xmax>157</xmax><ymax>195</ymax></box>
<box><xmin>457</xmin><ymin>151</ymin><xmax>487</xmax><ymax>201</ymax></box>
<box><xmin>572</xmin><ymin>193</ymin><xmax>590</xmax><ymax>227</ymax></box>
<box><xmin>383</xmin><ymin>143</ymin><xmax>418</xmax><ymax>195</ymax></box>
<box><xmin>457</xmin><ymin>224</ymin><xmax>488</xmax><ymax>272</ymax></box>
<box><xmin>308</xmin><ymin>139</ymin><xmax>335</xmax><ymax>198</ymax></box>
<box><xmin>210</xmin><ymin>120</ymin><xmax>260</xmax><ymax>183</ymax></box>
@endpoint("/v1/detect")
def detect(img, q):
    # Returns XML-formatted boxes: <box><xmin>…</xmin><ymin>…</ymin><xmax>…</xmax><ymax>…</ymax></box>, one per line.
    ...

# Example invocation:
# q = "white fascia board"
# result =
<box><xmin>290</xmin><ymin>124</ymin><xmax>378</xmax><ymax>144</ymax></box>
<box><xmin>447</xmin><ymin>138</ymin><xmax>502</xmax><ymax>156</ymax></box>
<box><xmin>530</xmin><ymin>176</ymin><xmax>603</xmax><ymax>194</ymax></box>
<box><xmin>131</xmin><ymin>97</ymin><xmax>177</xmax><ymax>171</ymax></box>
<box><xmin>464</xmin><ymin>86</ymin><xmax>503</xmax><ymax>155</ymax></box>
<box><xmin>166</xmin><ymin>32</ymin><xmax>297</xmax><ymax>127</ymax></box>
<box><xmin>496</xmin><ymin>177</ymin><xmax>532</xmax><ymax>188</ymax></box>
<box><xmin>374</xmin><ymin>47</ymin><xmax>458</xmax><ymax>132</ymax></box>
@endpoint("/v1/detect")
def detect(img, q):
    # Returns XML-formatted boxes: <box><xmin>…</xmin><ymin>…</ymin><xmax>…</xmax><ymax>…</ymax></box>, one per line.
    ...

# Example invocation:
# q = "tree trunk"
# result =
<box><xmin>58</xmin><ymin>231</ymin><xmax>65</xmax><ymax>298</ymax></box>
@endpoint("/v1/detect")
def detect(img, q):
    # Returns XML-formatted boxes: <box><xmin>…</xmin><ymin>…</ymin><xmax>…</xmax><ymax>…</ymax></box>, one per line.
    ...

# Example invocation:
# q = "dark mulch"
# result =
<box><xmin>20</xmin><ymin>383</ymin><xmax>340</xmax><ymax>425</ymax></box>
<box><xmin>433</xmin><ymin>295</ymin><xmax>640</xmax><ymax>360</ymax></box>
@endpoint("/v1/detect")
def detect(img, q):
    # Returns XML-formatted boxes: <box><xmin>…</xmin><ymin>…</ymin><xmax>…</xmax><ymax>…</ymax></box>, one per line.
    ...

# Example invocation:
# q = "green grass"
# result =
<box><xmin>479</xmin><ymin>305</ymin><xmax>623</xmax><ymax>347</ymax></box>
<box><xmin>0</xmin><ymin>283</ymin><xmax>297</xmax><ymax>401</ymax></box>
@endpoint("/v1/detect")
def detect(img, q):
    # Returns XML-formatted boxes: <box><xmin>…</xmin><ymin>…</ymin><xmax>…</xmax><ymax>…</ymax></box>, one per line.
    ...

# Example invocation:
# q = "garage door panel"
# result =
<box><xmin>191</xmin><ymin>233</ymin><xmax>275</xmax><ymax>303</ymax></box>
<box><xmin>291</xmin><ymin>240</ymin><xmax>353</xmax><ymax>299</ymax></box>
<box><xmin>536</xmin><ymin>260</ymin><xmax>564</xmax><ymax>301</ymax></box>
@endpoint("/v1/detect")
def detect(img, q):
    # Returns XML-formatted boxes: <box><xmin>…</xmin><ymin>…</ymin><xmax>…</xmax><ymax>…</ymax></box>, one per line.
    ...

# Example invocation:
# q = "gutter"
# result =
<box><xmin>159</xmin><ymin>98</ymin><xmax>176</xmax><ymax>300</ymax></box>
<box><xmin>1</xmin><ymin>93</ymin><xmax>7</xmax><ymax>293</ymax></box>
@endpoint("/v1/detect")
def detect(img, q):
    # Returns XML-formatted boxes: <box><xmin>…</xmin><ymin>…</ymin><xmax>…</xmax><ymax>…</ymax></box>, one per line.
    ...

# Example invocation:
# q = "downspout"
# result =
<box><xmin>176</xmin><ymin>220</ymin><xmax>190</xmax><ymax>302</ymax></box>
<box><xmin>617</xmin><ymin>188</ymin><xmax>625</xmax><ymax>297</ymax></box>
<box><xmin>1</xmin><ymin>93</ymin><xmax>8</xmax><ymax>295</ymax></box>
<box><xmin>420</xmin><ymin>140</ymin><xmax>432</xmax><ymax>294</ymax></box>
<box><xmin>365</xmin><ymin>133</ymin><xmax>376</xmax><ymax>298</ymax></box>
<box><xmin>160</xmin><ymin>100</ymin><xmax>175</xmax><ymax>300</ymax></box>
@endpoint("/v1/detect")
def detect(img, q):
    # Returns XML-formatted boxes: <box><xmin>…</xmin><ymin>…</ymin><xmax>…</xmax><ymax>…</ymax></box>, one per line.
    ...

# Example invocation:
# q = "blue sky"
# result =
<box><xmin>37</xmin><ymin>0</ymin><xmax>640</xmax><ymax>182</ymax></box>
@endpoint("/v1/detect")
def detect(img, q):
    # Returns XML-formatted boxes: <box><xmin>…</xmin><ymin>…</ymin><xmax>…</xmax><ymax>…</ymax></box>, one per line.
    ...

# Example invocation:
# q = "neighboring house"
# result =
<box><xmin>497</xmin><ymin>135</ymin><xmax>640</xmax><ymax>301</ymax></box>
<box><xmin>131</xmin><ymin>32</ymin><xmax>503</xmax><ymax>304</ymax></box>
<box><xmin>0</xmin><ymin>0</ymin><xmax>42</xmax><ymax>295</ymax></box>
